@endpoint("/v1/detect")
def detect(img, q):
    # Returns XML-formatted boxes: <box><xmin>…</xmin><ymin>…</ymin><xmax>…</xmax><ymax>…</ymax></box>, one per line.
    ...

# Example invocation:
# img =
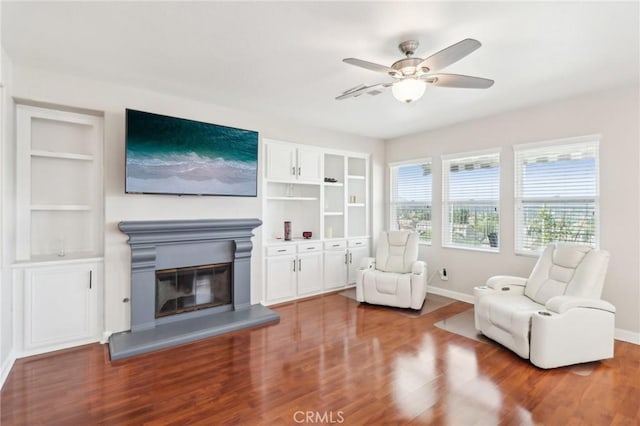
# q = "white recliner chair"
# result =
<box><xmin>356</xmin><ymin>231</ymin><xmax>427</xmax><ymax>310</ymax></box>
<box><xmin>474</xmin><ymin>243</ymin><xmax>615</xmax><ymax>369</ymax></box>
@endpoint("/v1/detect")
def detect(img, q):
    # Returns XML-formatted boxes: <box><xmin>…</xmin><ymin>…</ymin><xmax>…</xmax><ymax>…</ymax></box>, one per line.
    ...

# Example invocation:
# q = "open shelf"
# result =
<box><xmin>347</xmin><ymin>203</ymin><xmax>365</xmax><ymax>208</ymax></box>
<box><xmin>324</xmin><ymin>211</ymin><xmax>344</xmax><ymax>216</ymax></box>
<box><xmin>323</xmin><ymin>182</ymin><xmax>344</xmax><ymax>187</ymax></box>
<box><xmin>347</xmin><ymin>175</ymin><xmax>365</xmax><ymax>180</ymax></box>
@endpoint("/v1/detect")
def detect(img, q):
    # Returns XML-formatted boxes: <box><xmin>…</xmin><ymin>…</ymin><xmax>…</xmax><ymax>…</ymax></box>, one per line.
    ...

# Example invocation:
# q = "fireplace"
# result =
<box><xmin>156</xmin><ymin>263</ymin><xmax>231</xmax><ymax>318</ymax></box>
<box><xmin>109</xmin><ymin>218</ymin><xmax>279</xmax><ymax>360</ymax></box>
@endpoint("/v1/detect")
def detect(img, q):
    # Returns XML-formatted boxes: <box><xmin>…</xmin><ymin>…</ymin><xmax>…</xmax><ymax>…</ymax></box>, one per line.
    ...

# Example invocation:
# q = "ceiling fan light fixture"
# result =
<box><xmin>392</xmin><ymin>78</ymin><xmax>425</xmax><ymax>103</ymax></box>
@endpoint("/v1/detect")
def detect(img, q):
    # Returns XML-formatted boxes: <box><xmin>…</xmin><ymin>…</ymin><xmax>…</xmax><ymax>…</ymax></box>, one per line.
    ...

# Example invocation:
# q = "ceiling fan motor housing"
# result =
<box><xmin>390</xmin><ymin>57</ymin><xmax>428</xmax><ymax>77</ymax></box>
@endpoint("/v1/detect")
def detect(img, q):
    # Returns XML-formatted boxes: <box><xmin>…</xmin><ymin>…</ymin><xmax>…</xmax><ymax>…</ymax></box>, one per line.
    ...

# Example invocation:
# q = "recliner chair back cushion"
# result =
<box><xmin>375</xmin><ymin>231</ymin><xmax>419</xmax><ymax>273</ymax></box>
<box><xmin>525</xmin><ymin>243</ymin><xmax>610</xmax><ymax>304</ymax></box>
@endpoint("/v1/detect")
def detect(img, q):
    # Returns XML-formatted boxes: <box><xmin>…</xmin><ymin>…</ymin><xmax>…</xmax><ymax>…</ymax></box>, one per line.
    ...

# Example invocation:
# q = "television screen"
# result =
<box><xmin>125</xmin><ymin>109</ymin><xmax>258</xmax><ymax>196</ymax></box>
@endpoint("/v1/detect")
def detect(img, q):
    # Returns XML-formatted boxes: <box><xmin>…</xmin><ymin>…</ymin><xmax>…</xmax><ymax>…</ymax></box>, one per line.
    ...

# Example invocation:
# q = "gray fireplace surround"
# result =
<box><xmin>109</xmin><ymin>219</ymin><xmax>279</xmax><ymax>360</ymax></box>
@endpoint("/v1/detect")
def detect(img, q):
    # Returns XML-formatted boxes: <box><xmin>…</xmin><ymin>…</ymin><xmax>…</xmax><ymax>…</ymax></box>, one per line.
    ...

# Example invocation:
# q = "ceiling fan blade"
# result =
<box><xmin>424</xmin><ymin>73</ymin><xmax>494</xmax><ymax>89</ymax></box>
<box><xmin>335</xmin><ymin>82</ymin><xmax>390</xmax><ymax>100</ymax></box>
<box><xmin>417</xmin><ymin>38</ymin><xmax>481</xmax><ymax>72</ymax></box>
<box><xmin>343</xmin><ymin>58</ymin><xmax>401</xmax><ymax>77</ymax></box>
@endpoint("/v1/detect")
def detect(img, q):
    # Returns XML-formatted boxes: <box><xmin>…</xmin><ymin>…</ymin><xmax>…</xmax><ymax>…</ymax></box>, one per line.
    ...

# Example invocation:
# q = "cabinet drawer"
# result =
<box><xmin>324</xmin><ymin>240</ymin><xmax>346</xmax><ymax>250</ymax></box>
<box><xmin>298</xmin><ymin>242</ymin><xmax>321</xmax><ymax>253</ymax></box>
<box><xmin>266</xmin><ymin>245</ymin><xmax>296</xmax><ymax>256</ymax></box>
<box><xmin>348</xmin><ymin>238</ymin><xmax>369</xmax><ymax>248</ymax></box>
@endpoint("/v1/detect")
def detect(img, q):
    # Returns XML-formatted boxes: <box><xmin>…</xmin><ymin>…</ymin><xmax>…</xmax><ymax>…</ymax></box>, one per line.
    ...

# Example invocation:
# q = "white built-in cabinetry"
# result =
<box><xmin>263</xmin><ymin>139</ymin><xmax>370</xmax><ymax>304</ymax></box>
<box><xmin>13</xmin><ymin>104</ymin><xmax>104</xmax><ymax>357</ymax></box>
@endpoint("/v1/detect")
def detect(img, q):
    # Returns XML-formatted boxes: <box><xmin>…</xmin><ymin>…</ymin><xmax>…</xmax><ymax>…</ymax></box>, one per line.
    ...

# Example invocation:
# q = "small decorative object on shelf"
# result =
<box><xmin>324</xmin><ymin>177</ymin><xmax>338</xmax><ymax>183</ymax></box>
<box><xmin>349</xmin><ymin>195</ymin><xmax>357</xmax><ymax>203</ymax></box>
<box><xmin>284</xmin><ymin>221</ymin><xmax>292</xmax><ymax>241</ymax></box>
<box><xmin>303</xmin><ymin>231</ymin><xmax>312</xmax><ymax>239</ymax></box>
<box><xmin>326</xmin><ymin>226</ymin><xmax>333</xmax><ymax>238</ymax></box>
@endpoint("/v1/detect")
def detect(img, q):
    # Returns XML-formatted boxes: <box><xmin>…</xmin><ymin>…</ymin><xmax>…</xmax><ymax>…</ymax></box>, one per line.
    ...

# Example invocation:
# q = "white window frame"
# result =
<box><xmin>514</xmin><ymin>135</ymin><xmax>600</xmax><ymax>256</ymax></box>
<box><xmin>442</xmin><ymin>148</ymin><xmax>501</xmax><ymax>253</ymax></box>
<box><xmin>389</xmin><ymin>158</ymin><xmax>433</xmax><ymax>244</ymax></box>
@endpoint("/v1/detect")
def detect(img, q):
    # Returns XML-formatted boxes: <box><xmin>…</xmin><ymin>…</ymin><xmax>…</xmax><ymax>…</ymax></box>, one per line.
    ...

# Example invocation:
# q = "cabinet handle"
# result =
<box><xmin>298</xmin><ymin>259</ymin><xmax>302</xmax><ymax>271</ymax></box>
<box><xmin>307</xmin><ymin>247</ymin><xmax>316</xmax><ymax>250</ymax></box>
<box><xmin>292</xmin><ymin>166</ymin><xmax>296</xmax><ymax>175</ymax></box>
<box><xmin>332</xmin><ymin>244</ymin><xmax>339</xmax><ymax>247</ymax></box>
<box><xmin>349</xmin><ymin>252</ymin><xmax>353</xmax><ymax>264</ymax></box>
<box><xmin>277</xmin><ymin>249</ymin><xmax>287</xmax><ymax>252</ymax></box>
<box><xmin>298</xmin><ymin>167</ymin><xmax>301</xmax><ymax>176</ymax></box>
<box><xmin>293</xmin><ymin>259</ymin><xmax>296</xmax><ymax>272</ymax></box>
<box><xmin>344</xmin><ymin>253</ymin><xmax>348</xmax><ymax>264</ymax></box>
<box><xmin>89</xmin><ymin>270</ymin><xmax>92</xmax><ymax>289</ymax></box>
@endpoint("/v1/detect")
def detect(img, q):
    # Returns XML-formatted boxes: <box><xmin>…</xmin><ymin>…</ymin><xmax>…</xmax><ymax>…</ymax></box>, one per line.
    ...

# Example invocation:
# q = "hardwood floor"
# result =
<box><xmin>2</xmin><ymin>293</ymin><xmax>639</xmax><ymax>425</ymax></box>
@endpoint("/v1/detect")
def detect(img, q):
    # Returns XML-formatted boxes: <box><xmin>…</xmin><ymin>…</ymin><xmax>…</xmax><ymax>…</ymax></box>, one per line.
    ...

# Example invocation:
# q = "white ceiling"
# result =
<box><xmin>2</xmin><ymin>1</ymin><xmax>639</xmax><ymax>139</ymax></box>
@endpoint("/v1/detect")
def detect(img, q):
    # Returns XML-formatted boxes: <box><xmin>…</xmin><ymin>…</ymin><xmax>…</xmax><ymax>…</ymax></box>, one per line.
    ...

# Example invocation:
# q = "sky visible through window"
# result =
<box><xmin>396</xmin><ymin>158</ymin><xmax>595</xmax><ymax>200</ymax></box>
<box><xmin>522</xmin><ymin>158</ymin><xmax>596</xmax><ymax>197</ymax></box>
<box><xmin>395</xmin><ymin>164</ymin><xmax>431</xmax><ymax>201</ymax></box>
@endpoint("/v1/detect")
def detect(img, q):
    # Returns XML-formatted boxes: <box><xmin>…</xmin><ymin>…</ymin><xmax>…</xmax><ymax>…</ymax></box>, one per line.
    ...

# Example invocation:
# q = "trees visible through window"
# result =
<box><xmin>390</xmin><ymin>160</ymin><xmax>432</xmax><ymax>243</ymax></box>
<box><xmin>515</xmin><ymin>137</ymin><xmax>599</xmax><ymax>253</ymax></box>
<box><xmin>442</xmin><ymin>150</ymin><xmax>500</xmax><ymax>251</ymax></box>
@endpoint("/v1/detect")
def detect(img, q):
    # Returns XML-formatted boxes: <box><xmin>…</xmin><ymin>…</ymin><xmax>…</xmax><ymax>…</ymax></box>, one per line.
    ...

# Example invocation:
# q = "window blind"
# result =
<box><xmin>390</xmin><ymin>160</ymin><xmax>432</xmax><ymax>242</ymax></box>
<box><xmin>442</xmin><ymin>151</ymin><xmax>500</xmax><ymax>250</ymax></box>
<box><xmin>514</xmin><ymin>138</ymin><xmax>599</xmax><ymax>253</ymax></box>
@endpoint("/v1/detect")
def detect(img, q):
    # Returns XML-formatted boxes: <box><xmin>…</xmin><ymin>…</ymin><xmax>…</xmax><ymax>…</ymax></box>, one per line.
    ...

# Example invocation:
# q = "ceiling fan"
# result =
<box><xmin>336</xmin><ymin>38</ymin><xmax>494</xmax><ymax>104</ymax></box>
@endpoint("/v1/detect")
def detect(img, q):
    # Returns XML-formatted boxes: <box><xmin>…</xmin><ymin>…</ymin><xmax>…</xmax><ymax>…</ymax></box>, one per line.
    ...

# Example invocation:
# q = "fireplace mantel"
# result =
<box><xmin>110</xmin><ymin>218</ymin><xmax>278</xmax><ymax>360</ymax></box>
<box><xmin>118</xmin><ymin>218</ymin><xmax>263</xmax><ymax>246</ymax></box>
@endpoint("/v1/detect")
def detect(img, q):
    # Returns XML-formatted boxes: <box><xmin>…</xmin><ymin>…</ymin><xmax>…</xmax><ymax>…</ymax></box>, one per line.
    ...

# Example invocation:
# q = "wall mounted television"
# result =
<box><xmin>125</xmin><ymin>109</ymin><xmax>258</xmax><ymax>197</ymax></box>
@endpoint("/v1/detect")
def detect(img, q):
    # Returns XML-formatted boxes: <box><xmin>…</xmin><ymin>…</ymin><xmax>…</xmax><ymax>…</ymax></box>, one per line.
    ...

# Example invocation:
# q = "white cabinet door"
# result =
<box><xmin>348</xmin><ymin>246</ymin><xmax>369</xmax><ymax>284</ymax></box>
<box><xmin>297</xmin><ymin>252</ymin><xmax>323</xmax><ymax>295</ymax></box>
<box><xmin>324</xmin><ymin>250</ymin><xmax>348</xmax><ymax>289</ymax></box>
<box><xmin>297</xmin><ymin>147</ymin><xmax>323</xmax><ymax>183</ymax></box>
<box><xmin>266</xmin><ymin>143</ymin><xmax>297</xmax><ymax>181</ymax></box>
<box><xmin>23</xmin><ymin>262</ymin><xmax>100</xmax><ymax>351</ymax></box>
<box><xmin>266</xmin><ymin>255</ymin><xmax>297</xmax><ymax>301</ymax></box>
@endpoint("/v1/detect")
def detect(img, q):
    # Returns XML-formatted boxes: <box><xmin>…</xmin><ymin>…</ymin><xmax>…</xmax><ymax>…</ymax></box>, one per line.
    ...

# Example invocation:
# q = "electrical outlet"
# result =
<box><xmin>440</xmin><ymin>268</ymin><xmax>448</xmax><ymax>281</ymax></box>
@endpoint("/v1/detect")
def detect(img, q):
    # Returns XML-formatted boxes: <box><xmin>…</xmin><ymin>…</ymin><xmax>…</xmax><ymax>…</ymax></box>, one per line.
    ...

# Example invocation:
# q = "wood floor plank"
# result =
<box><xmin>2</xmin><ymin>293</ymin><xmax>639</xmax><ymax>425</ymax></box>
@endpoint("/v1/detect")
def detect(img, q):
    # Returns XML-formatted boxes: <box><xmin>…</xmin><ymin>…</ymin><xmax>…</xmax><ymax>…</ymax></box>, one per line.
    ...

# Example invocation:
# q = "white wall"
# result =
<box><xmin>0</xmin><ymin>47</ymin><xmax>17</xmax><ymax>386</ymax></box>
<box><xmin>386</xmin><ymin>86</ymin><xmax>640</xmax><ymax>337</ymax></box>
<box><xmin>9</xmin><ymin>65</ymin><xmax>385</xmax><ymax>335</ymax></box>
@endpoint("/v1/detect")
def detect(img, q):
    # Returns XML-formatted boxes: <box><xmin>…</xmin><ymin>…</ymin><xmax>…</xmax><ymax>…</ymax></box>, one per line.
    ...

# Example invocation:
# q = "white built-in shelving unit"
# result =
<box><xmin>12</xmin><ymin>104</ymin><xmax>104</xmax><ymax>357</ymax></box>
<box><xmin>262</xmin><ymin>138</ymin><xmax>371</xmax><ymax>304</ymax></box>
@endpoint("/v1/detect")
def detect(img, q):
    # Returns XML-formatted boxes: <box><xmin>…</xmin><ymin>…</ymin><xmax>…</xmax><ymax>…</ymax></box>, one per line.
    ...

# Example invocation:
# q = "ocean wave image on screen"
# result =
<box><xmin>125</xmin><ymin>110</ymin><xmax>258</xmax><ymax>196</ymax></box>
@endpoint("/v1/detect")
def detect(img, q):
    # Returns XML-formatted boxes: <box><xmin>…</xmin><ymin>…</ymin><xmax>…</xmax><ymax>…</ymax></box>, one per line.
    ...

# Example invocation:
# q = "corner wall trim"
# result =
<box><xmin>0</xmin><ymin>351</ymin><xmax>17</xmax><ymax>390</ymax></box>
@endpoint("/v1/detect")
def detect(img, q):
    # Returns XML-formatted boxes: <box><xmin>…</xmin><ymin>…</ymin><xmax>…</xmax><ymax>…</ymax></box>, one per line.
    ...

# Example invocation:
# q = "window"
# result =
<box><xmin>514</xmin><ymin>136</ymin><xmax>599</xmax><ymax>254</ymax></box>
<box><xmin>442</xmin><ymin>150</ymin><xmax>500</xmax><ymax>251</ymax></box>
<box><xmin>389</xmin><ymin>159</ymin><xmax>432</xmax><ymax>243</ymax></box>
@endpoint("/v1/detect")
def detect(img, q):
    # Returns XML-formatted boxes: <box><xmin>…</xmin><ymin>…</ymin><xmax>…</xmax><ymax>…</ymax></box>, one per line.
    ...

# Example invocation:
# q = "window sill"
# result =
<box><xmin>442</xmin><ymin>244</ymin><xmax>500</xmax><ymax>254</ymax></box>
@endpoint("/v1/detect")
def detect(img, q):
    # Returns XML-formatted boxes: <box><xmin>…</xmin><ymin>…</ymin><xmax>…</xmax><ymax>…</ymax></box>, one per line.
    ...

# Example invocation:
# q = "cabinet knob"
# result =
<box><xmin>123</xmin><ymin>298</ymin><xmax>130</xmax><ymax>303</ymax></box>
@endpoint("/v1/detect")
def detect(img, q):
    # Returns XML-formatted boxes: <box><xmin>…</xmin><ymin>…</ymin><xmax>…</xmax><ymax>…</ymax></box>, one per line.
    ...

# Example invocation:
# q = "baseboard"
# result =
<box><xmin>0</xmin><ymin>351</ymin><xmax>16</xmax><ymax>390</ymax></box>
<box><xmin>101</xmin><ymin>331</ymin><xmax>112</xmax><ymax>344</ymax></box>
<box><xmin>615</xmin><ymin>328</ymin><xmax>640</xmax><ymax>345</ymax></box>
<box><xmin>427</xmin><ymin>285</ymin><xmax>475</xmax><ymax>304</ymax></box>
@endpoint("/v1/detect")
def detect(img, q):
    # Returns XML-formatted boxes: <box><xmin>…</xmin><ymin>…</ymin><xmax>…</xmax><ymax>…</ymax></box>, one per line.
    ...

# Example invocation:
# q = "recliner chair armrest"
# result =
<box><xmin>359</xmin><ymin>257</ymin><xmax>375</xmax><ymax>270</ymax></box>
<box><xmin>411</xmin><ymin>261</ymin><xmax>426</xmax><ymax>275</ymax></box>
<box><xmin>486</xmin><ymin>275</ymin><xmax>528</xmax><ymax>289</ymax></box>
<box><xmin>477</xmin><ymin>275</ymin><xmax>528</xmax><ymax>296</ymax></box>
<box><xmin>545</xmin><ymin>296</ymin><xmax>616</xmax><ymax>314</ymax></box>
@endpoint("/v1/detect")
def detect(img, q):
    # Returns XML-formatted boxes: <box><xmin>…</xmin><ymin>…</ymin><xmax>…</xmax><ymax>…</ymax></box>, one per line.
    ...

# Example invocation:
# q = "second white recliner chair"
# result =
<box><xmin>474</xmin><ymin>242</ymin><xmax>615</xmax><ymax>368</ymax></box>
